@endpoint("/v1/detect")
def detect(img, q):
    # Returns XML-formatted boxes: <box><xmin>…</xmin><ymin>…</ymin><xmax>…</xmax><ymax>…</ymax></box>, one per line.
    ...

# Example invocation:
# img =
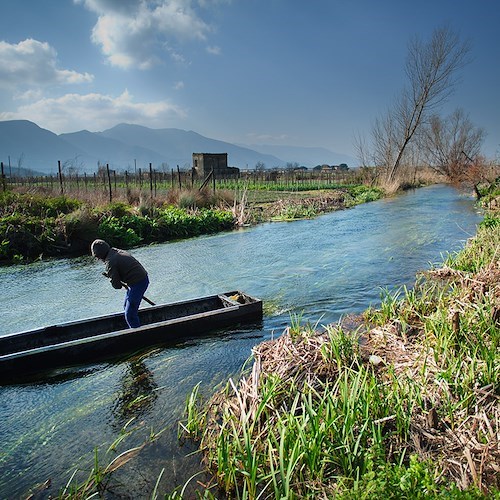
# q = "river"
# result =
<box><xmin>0</xmin><ymin>185</ymin><xmax>483</xmax><ymax>498</ymax></box>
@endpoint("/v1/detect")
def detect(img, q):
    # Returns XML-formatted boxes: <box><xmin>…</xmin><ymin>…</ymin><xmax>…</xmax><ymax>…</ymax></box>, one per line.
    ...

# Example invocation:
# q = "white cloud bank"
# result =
<box><xmin>0</xmin><ymin>39</ymin><xmax>94</xmax><ymax>88</ymax></box>
<box><xmin>75</xmin><ymin>0</ymin><xmax>224</xmax><ymax>69</ymax></box>
<box><xmin>0</xmin><ymin>90</ymin><xmax>187</xmax><ymax>133</ymax></box>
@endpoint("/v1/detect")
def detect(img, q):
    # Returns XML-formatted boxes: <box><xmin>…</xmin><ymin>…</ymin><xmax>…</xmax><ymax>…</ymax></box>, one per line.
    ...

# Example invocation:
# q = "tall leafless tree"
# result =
<box><xmin>372</xmin><ymin>26</ymin><xmax>471</xmax><ymax>182</ymax></box>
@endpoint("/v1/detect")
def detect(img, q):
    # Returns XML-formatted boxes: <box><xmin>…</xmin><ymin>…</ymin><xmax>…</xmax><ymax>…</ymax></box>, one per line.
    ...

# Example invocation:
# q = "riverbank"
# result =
<box><xmin>178</xmin><ymin>204</ymin><xmax>499</xmax><ymax>498</ymax></box>
<box><xmin>0</xmin><ymin>184</ymin><xmax>382</xmax><ymax>265</ymax></box>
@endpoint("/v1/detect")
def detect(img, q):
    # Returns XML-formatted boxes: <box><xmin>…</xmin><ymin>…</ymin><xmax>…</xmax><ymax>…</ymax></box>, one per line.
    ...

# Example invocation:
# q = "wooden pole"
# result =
<box><xmin>106</xmin><ymin>163</ymin><xmax>112</xmax><ymax>203</ymax></box>
<box><xmin>149</xmin><ymin>163</ymin><xmax>153</xmax><ymax>198</ymax></box>
<box><xmin>177</xmin><ymin>165</ymin><xmax>181</xmax><ymax>190</ymax></box>
<box><xmin>58</xmin><ymin>160</ymin><xmax>64</xmax><ymax>195</ymax></box>
<box><xmin>1</xmin><ymin>162</ymin><xmax>5</xmax><ymax>192</ymax></box>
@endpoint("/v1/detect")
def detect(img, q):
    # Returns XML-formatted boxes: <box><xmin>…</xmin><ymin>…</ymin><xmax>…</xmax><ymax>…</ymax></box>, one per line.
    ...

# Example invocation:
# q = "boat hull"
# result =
<box><xmin>0</xmin><ymin>291</ymin><xmax>262</xmax><ymax>381</ymax></box>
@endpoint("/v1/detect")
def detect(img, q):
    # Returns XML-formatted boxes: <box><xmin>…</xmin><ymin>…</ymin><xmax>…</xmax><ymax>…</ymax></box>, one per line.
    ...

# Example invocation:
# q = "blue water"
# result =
<box><xmin>0</xmin><ymin>185</ymin><xmax>482</xmax><ymax>498</ymax></box>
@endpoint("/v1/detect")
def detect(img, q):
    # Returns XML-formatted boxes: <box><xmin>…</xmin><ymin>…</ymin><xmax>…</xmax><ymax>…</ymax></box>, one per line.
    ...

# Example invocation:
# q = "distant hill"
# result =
<box><xmin>0</xmin><ymin>120</ymin><xmax>88</xmax><ymax>174</ymax></box>
<box><xmin>97</xmin><ymin>124</ymin><xmax>283</xmax><ymax>170</ymax></box>
<box><xmin>0</xmin><ymin>120</ymin><xmax>355</xmax><ymax>174</ymax></box>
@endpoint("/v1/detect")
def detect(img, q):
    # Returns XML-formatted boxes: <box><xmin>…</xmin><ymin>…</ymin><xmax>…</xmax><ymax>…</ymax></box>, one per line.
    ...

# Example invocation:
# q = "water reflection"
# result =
<box><xmin>112</xmin><ymin>356</ymin><xmax>158</xmax><ymax>427</ymax></box>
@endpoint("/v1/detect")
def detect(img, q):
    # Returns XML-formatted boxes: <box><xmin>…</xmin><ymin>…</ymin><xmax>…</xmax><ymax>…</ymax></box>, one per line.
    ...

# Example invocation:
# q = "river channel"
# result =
<box><xmin>0</xmin><ymin>185</ymin><xmax>483</xmax><ymax>498</ymax></box>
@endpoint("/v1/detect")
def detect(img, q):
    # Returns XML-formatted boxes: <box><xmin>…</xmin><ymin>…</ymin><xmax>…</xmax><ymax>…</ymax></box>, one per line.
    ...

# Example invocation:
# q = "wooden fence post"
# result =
<box><xmin>106</xmin><ymin>163</ymin><xmax>112</xmax><ymax>203</ymax></box>
<box><xmin>1</xmin><ymin>162</ymin><xmax>5</xmax><ymax>192</ymax></box>
<box><xmin>177</xmin><ymin>165</ymin><xmax>181</xmax><ymax>190</ymax></box>
<box><xmin>58</xmin><ymin>160</ymin><xmax>64</xmax><ymax>195</ymax></box>
<box><xmin>149</xmin><ymin>163</ymin><xmax>153</xmax><ymax>198</ymax></box>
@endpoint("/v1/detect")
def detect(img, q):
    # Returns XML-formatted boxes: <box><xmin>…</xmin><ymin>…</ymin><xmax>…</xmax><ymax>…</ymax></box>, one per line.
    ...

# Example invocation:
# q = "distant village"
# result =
<box><xmin>192</xmin><ymin>152</ymin><xmax>349</xmax><ymax>179</ymax></box>
<box><xmin>297</xmin><ymin>163</ymin><xmax>349</xmax><ymax>172</ymax></box>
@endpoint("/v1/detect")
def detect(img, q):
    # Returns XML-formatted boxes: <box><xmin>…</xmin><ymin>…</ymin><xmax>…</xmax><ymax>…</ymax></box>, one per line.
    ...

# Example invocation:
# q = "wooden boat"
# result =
<box><xmin>0</xmin><ymin>291</ymin><xmax>262</xmax><ymax>381</ymax></box>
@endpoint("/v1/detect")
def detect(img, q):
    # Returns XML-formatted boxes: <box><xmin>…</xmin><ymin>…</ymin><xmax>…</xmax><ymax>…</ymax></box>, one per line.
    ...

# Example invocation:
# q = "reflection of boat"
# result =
<box><xmin>0</xmin><ymin>291</ymin><xmax>262</xmax><ymax>380</ymax></box>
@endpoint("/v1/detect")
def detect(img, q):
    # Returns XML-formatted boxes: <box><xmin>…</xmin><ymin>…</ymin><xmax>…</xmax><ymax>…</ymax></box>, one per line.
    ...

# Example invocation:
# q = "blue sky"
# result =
<box><xmin>0</xmin><ymin>0</ymin><xmax>498</xmax><ymax>160</ymax></box>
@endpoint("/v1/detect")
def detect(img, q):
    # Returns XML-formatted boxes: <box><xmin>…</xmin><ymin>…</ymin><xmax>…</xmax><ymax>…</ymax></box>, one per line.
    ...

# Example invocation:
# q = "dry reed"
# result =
<box><xmin>199</xmin><ymin>246</ymin><xmax>500</xmax><ymax>495</ymax></box>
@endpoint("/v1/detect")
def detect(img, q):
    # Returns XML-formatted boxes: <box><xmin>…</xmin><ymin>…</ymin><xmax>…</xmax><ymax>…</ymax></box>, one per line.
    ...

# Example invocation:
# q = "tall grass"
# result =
<box><xmin>178</xmin><ymin>212</ymin><xmax>499</xmax><ymax>498</ymax></box>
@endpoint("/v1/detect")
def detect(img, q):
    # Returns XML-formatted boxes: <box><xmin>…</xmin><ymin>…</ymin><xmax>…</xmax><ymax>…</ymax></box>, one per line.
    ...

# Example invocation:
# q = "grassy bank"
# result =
<box><xmin>177</xmin><ymin>208</ymin><xmax>499</xmax><ymax>498</ymax></box>
<box><xmin>0</xmin><ymin>191</ymin><xmax>234</xmax><ymax>264</ymax></box>
<box><xmin>0</xmin><ymin>184</ymin><xmax>383</xmax><ymax>265</ymax></box>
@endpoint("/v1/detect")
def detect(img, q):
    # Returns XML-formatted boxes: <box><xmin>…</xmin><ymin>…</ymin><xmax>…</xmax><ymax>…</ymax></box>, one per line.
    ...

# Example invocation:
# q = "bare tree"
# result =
<box><xmin>16</xmin><ymin>153</ymin><xmax>24</xmax><ymax>176</ymax></box>
<box><xmin>62</xmin><ymin>155</ymin><xmax>85</xmax><ymax>176</ymax></box>
<box><xmin>372</xmin><ymin>112</ymin><xmax>398</xmax><ymax>169</ymax></box>
<box><xmin>419</xmin><ymin>108</ymin><xmax>485</xmax><ymax>180</ymax></box>
<box><xmin>378</xmin><ymin>26</ymin><xmax>471</xmax><ymax>182</ymax></box>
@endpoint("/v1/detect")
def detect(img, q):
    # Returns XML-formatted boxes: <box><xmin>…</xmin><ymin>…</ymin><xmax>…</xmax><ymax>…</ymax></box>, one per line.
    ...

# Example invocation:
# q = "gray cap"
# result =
<box><xmin>91</xmin><ymin>239</ymin><xmax>110</xmax><ymax>259</ymax></box>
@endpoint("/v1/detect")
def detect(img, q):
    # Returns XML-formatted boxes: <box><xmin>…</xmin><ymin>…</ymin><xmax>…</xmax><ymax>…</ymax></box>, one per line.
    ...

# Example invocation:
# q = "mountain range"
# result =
<box><xmin>0</xmin><ymin>120</ymin><xmax>356</xmax><ymax>175</ymax></box>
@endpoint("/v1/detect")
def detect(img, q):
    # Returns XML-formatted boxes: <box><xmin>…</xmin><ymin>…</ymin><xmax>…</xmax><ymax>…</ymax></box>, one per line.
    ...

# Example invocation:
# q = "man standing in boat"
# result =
<box><xmin>91</xmin><ymin>239</ymin><xmax>150</xmax><ymax>329</ymax></box>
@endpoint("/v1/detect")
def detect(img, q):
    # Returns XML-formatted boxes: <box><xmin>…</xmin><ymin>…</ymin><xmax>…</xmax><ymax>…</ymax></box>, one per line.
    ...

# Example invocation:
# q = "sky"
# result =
<box><xmin>0</xmin><ymin>0</ymin><xmax>499</xmax><ymax>160</ymax></box>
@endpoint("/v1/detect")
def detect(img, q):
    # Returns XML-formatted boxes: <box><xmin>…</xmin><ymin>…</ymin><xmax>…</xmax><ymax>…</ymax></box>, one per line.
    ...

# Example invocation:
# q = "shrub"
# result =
<box><xmin>101</xmin><ymin>201</ymin><xmax>132</xmax><ymax>218</ymax></box>
<box><xmin>97</xmin><ymin>216</ymin><xmax>142</xmax><ymax>248</ymax></box>
<box><xmin>0</xmin><ymin>192</ymin><xmax>80</xmax><ymax>218</ymax></box>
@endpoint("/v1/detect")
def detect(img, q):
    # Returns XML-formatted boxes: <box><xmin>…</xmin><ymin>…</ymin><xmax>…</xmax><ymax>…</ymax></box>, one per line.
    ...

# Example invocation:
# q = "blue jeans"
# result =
<box><xmin>124</xmin><ymin>277</ymin><xmax>149</xmax><ymax>328</ymax></box>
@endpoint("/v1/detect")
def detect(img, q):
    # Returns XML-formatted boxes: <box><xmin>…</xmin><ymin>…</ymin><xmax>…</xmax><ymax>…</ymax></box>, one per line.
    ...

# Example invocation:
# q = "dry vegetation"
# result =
<box><xmin>180</xmin><ymin>206</ymin><xmax>500</xmax><ymax>498</ymax></box>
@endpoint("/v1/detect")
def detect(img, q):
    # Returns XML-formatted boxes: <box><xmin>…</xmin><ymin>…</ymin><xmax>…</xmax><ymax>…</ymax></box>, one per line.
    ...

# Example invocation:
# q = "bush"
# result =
<box><xmin>101</xmin><ymin>201</ymin><xmax>132</xmax><ymax>218</ymax></box>
<box><xmin>97</xmin><ymin>216</ymin><xmax>142</xmax><ymax>248</ymax></box>
<box><xmin>0</xmin><ymin>192</ymin><xmax>80</xmax><ymax>218</ymax></box>
<box><xmin>348</xmin><ymin>186</ymin><xmax>384</xmax><ymax>204</ymax></box>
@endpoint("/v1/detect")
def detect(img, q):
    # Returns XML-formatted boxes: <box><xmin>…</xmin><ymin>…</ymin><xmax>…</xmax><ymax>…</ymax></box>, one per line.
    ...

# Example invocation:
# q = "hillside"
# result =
<box><xmin>0</xmin><ymin>120</ymin><xmax>354</xmax><ymax>174</ymax></box>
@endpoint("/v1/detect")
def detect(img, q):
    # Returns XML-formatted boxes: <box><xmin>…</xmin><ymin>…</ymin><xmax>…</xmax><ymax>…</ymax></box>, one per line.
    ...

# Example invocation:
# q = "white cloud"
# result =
<box><xmin>0</xmin><ymin>39</ymin><xmax>94</xmax><ymax>89</ymax></box>
<box><xmin>206</xmin><ymin>45</ymin><xmax>221</xmax><ymax>55</ymax></box>
<box><xmin>14</xmin><ymin>89</ymin><xmax>44</xmax><ymax>101</ymax></box>
<box><xmin>246</xmin><ymin>132</ymin><xmax>289</xmax><ymax>143</ymax></box>
<box><xmin>0</xmin><ymin>90</ymin><xmax>187</xmax><ymax>133</ymax></box>
<box><xmin>74</xmin><ymin>0</ymin><xmax>139</xmax><ymax>16</ymax></box>
<box><xmin>174</xmin><ymin>81</ymin><xmax>185</xmax><ymax>90</ymax></box>
<box><xmin>77</xmin><ymin>0</ymin><xmax>216</xmax><ymax>69</ymax></box>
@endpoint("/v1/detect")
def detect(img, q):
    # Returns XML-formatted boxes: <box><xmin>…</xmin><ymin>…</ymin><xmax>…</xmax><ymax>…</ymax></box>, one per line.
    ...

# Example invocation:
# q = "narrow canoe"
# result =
<box><xmin>0</xmin><ymin>291</ymin><xmax>262</xmax><ymax>381</ymax></box>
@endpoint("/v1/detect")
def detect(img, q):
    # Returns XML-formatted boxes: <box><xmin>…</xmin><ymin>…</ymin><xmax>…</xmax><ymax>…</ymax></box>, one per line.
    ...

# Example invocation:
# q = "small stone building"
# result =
<box><xmin>192</xmin><ymin>153</ymin><xmax>239</xmax><ymax>178</ymax></box>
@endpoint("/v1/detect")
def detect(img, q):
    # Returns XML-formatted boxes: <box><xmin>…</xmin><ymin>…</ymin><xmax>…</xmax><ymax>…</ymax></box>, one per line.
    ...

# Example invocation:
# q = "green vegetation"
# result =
<box><xmin>0</xmin><ymin>191</ymin><xmax>235</xmax><ymax>265</ymax></box>
<box><xmin>246</xmin><ymin>185</ymin><xmax>383</xmax><ymax>223</ymax></box>
<box><xmin>218</xmin><ymin>179</ymin><xmax>357</xmax><ymax>192</ymax></box>
<box><xmin>176</xmin><ymin>211</ymin><xmax>499</xmax><ymax>498</ymax></box>
<box><xmin>0</xmin><ymin>183</ymin><xmax>383</xmax><ymax>265</ymax></box>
